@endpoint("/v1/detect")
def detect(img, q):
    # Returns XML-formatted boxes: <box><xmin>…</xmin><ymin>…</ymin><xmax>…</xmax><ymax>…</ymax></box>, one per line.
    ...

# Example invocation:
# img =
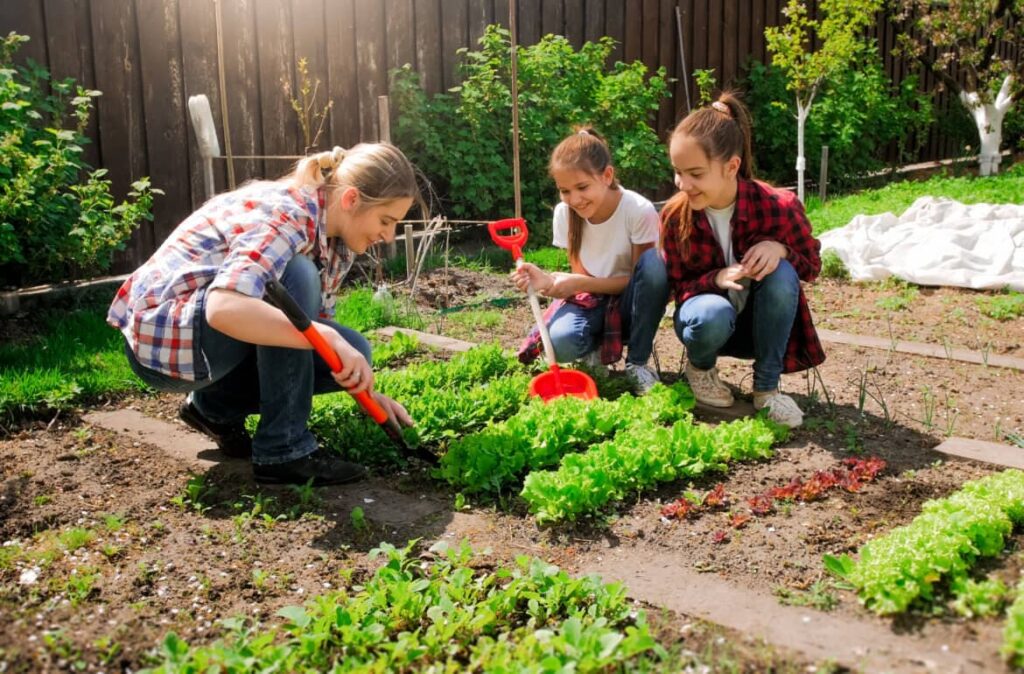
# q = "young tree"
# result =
<box><xmin>891</xmin><ymin>0</ymin><xmax>1023</xmax><ymax>176</ymax></box>
<box><xmin>765</xmin><ymin>0</ymin><xmax>884</xmax><ymax>201</ymax></box>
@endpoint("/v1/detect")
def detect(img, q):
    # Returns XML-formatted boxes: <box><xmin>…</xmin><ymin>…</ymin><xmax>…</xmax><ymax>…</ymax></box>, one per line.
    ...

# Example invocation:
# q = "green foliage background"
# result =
<box><xmin>393</xmin><ymin>26</ymin><xmax>671</xmax><ymax>245</ymax></box>
<box><xmin>0</xmin><ymin>33</ymin><xmax>158</xmax><ymax>286</ymax></box>
<box><xmin>742</xmin><ymin>46</ymin><xmax>933</xmax><ymax>190</ymax></box>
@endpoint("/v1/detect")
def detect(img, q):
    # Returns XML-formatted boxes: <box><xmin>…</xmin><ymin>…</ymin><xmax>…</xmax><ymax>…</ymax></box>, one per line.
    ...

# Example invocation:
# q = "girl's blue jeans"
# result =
<box><xmin>546</xmin><ymin>247</ymin><xmax>669</xmax><ymax>365</ymax></box>
<box><xmin>672</xmin><ymin>259</ymin><xmax>799</xmax><ymax>392</ymax></box>
<box><xmin>123</xmin><ymin>255</ymin><xmax>370</xmax><ymax>465</ymax></box>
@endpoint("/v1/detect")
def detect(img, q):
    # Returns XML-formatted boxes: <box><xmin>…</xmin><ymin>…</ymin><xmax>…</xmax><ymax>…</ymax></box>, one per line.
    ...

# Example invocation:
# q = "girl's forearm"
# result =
<box><xmin>205</xmin><ymin>289</ymin><xmax>315</xmax><ymax>349</ymax></box>
<box><xmin>573</xmin><ymin>273</ymin><xmax>629</xmax><ymax>295</ymax></box>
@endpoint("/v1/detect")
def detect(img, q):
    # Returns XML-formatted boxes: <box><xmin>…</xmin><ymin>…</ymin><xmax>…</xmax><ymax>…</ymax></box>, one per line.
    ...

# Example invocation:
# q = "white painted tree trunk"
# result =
<box><xmin>959</xmin><ymin>75</ymin><xmax>1015</xmax><ymax>176</ymax></box>
<box><xmin>795</xmin><ymin>98</ymin><xmax>812</xmax><ymax>203</ymax></box>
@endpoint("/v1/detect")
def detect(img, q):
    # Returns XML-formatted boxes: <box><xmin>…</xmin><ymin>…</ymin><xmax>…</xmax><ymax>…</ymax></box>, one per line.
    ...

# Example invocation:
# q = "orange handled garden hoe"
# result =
<box><xmin>264</xmin><ymin>278</ymin><xmax>438</xmax><ymax>465</ymax></box>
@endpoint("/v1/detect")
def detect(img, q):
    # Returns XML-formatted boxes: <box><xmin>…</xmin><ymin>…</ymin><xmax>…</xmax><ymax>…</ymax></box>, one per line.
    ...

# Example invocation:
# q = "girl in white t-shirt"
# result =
<box><xmin>513</xmin><ymin>128</ymin><xmax>669</xmax><ymax>393</ymax></box>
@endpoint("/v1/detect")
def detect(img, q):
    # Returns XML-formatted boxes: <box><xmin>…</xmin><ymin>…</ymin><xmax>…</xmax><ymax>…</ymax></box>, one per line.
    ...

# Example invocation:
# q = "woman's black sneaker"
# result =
<box><xmin>178</xmin><ymin>401</ymin><xmax>252</xmax><ymax>459</ymax></box>
<box><xmin>253</xmin><ymin>448</ymin><xmax>368</xmax><ymax>486</ymax></box>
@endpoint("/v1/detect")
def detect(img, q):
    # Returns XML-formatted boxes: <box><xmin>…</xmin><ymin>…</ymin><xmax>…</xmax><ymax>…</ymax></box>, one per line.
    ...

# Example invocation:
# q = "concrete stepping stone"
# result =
<box><xmin>933</xmin><ymin>436</ymin><xmax>1024</xmax><ymax>470</ymax></box>
<box><xmin>818</xmin><ymin>328</ymin><xmax>1024</xmax><ymax>372</ymax></box>
<box><xmin>582</xmin><ymin>549</ymin><xmax>1001</xmax><ymax>673</ymax></box>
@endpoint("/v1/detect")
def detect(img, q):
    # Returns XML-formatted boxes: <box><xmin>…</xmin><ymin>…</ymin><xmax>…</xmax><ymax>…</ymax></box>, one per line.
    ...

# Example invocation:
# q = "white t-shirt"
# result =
<box><xmin>551</xmin><ymin>188</ymin><xmax>660</xmax><ymax>278</ymax></box>
<box><xmin>705</xmin><ymin>203</ymin><xmax>750</xmax><ymax>313</ymax></box>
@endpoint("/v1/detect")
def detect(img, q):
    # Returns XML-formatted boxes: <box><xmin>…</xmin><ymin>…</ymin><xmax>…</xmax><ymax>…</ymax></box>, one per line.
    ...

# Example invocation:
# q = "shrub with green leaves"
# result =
<box><xmin>0</xmin><ymin>33</ymin><xmax>158</xmax><ymax>286</ymax></box>
<box><xmin>393</xmin><ymin>26</ymin><xmax>671</xmax><ymax>243</ymax></box>
<box><xmin>743</xmin><ymin>47</ymin><xmax>932</xmax><ymax>190</ymax></box>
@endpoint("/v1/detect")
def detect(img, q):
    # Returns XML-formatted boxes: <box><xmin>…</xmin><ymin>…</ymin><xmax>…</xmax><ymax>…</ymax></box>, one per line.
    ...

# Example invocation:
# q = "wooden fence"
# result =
<box><xmin>0</xmin><ymin>1</ymin><xmax>1014</xmax><ymax>267</ymax></box>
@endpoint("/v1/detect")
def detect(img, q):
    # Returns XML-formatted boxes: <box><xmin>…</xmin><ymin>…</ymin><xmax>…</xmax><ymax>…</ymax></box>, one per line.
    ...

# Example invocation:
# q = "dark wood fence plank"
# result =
<box><xmin>658</xmin><ymin>0</ymin><xmax>675</xmax><ymax>134</ymax></box>
<box><xmin>292</xmin><ymin>0</ymin><xmax>330</xmax><ymax>153</ymax></box>
<box><xmin>42</xmin><ymin>0</ymin><xmax>99</xmax><ymax>167</ymax></box>
<box><xmin>179</xmin><ymin>0</ymin><xmax>225</xmax><ymax>207</ymax></box>
<box><xmin>136</xmin><ymin>0</ymin><xmax>191</xmax><ymax>243</ymax></box>
<box><xmin>0</xmin><ymin>3</ymin><xmax>47</xmax><ymax>65</ymax></box>
<box><xmin>517</xmin><ymin>0</ymin><xmax>541</xmax><ymax>46</ymax></box>
<box><xmin>737</xmin><ymin>0</ymin><xmax>750</xmax><ymax>77</ymax></box>
<box><xmin>642</xmin><ymin>0</ymin><xmax>658</xmax><ymax>72</ymax></box>
<box><xmin>564</xmin><ymin>0</ymin><xmax>584</xmax><ymax>47</ymax></box>
<box><xmin>413</xmin><ymin>0</ymin><xmax>443</xmax><ymax>94</ymax></box>
<box><xmin>692</xmin><ymin>0</ymin><xmax>708</xmax><ymax>80</ymax></box>
<box><xmin>255</xmin><ymin>1</ymin><xmax>299</xmax><ymax>157</ymax></box>
<box><xmin>354</xmin><ymin>0</ymin><xmax>386</xmax><ymax>140</ymax></box>
<box><xmin>441</xmin><ymin>0</ymin><xmax>468</xmax><ymax>90</ymax></box>
<box><xmin>542</xmin><ymin>0</ymin><xmax>563</xmax><ymax>37</ymax></box>
<box><xmin>605</xmin><ymin>0</ymin><xmax>624</xmax><ymax>63</ymax></box>
<box><xmin>722</xmin><ymin>0</ymin><xmax>737</xmax><ymax>86</ymax></box>
<box><xmin>752</xmin><ymin>0</ymin><xmax>766</xmax><ymax>64</ymax></box>
<box><xmin>493</xmin><ymin>0</ymin><xmax>510</xmax><ymax>29</ymax></box>
<box><xmin>325</xmin><ymin>0</ymin><xmax>359</xmax><ymax>146</ymax></box>
<box><xmin>90</xmin><ymin>0</ymin><xmax>151</xmax><ymax>265</ymax></box>
<box><xmin>385</xmin><ymin>0</ymin><xmax>416</xmax><ymax>142</ymax></box>
<box><xmin>583</xmin><ymin>0</ymin><xmax>604</xmax><ymax>43</ymax></box>
<box><xmin>624</xmin><ymin>0</ymin><xmax>642</xmax><ymax>62</ymax></box>
<box><xmin>707</xmin><ymin>0</ymin><xmax>722</xmax><ymax>86</ymax></box>
<box><xmin>221</xmin><ymin>0</ymin><xmax>265</xmax><ymax>182</ymax></box>
<box><xmin>468</xmin><ymin>0</ymin><xmax>494</xmax><ymax>47</ymax></box>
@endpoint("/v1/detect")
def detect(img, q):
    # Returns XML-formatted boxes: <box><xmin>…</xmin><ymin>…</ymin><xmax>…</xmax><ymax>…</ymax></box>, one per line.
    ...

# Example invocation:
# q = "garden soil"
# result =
<box><xmin>2</xmin><ymin>268</ymin><xmax>1023</xmax><ymax>672</ymax></box>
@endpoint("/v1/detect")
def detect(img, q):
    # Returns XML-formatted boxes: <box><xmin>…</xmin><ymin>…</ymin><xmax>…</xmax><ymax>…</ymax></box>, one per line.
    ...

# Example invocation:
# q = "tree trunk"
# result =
<box><xmin>959</xmin><ymin>75</ymin><xmax>1014</xmax><ymax>177</ymax></box>
<box><xmin>795</xmin><ymin>98</ymin><xmax>811</xmax><ymax>203</ymax></box>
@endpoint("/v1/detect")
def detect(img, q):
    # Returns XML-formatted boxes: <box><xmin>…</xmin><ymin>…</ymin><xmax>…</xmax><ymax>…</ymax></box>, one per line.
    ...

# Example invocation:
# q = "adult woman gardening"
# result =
<box><xmin>661</xmin><ymin>93</ymin><xmax>825</xmax><ymax>428</ymax></box>
<box><xmin>108</xmin><ymin>143</ymin><xmax>418</xmax><ymax>485</ymax></box>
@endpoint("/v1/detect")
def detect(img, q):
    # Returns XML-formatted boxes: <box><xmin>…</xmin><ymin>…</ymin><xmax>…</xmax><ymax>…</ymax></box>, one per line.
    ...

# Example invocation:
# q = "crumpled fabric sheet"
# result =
<box><xmin>818</xmin><ymin>196</ymin><xmax>1024</xmax><ymax>291</ymax></box>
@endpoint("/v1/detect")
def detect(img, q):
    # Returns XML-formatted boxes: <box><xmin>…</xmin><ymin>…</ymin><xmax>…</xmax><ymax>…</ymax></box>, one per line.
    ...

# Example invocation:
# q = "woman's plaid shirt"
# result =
<box><xmin>107</xmin><ymin>182</ymin><xmax>352</xmax><ymax>380</ymax></box>
<box><xmin>662</xmin><ymin>178</ymin><xmax>826</xmax><ymax>373</ymax></box>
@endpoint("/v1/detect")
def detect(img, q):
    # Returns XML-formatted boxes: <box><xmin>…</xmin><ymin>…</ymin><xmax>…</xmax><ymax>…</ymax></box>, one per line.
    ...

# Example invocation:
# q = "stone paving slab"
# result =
<box><xmin>84</xmin><ymin>408</ymin><xmax>225</xmax><ymax>471</ymax></box>
<box><xmin>376</xmin><ymin>327</ymin><xmax>476</xmax><ymax>352</ymax></box>
<box><xmin>933</xmin><ymin>436</ymin><xmax>1024</xmax><ymax>470</ymax></box>
<box><xmin>582</xmin><ymin>549</ymin><xmax>1000</xmax><ymax>673</ymax></box>
<box><xmin>818</xmin><ymin>328</ymin><xmax>1024</xmax><ymax>371</ymax></box>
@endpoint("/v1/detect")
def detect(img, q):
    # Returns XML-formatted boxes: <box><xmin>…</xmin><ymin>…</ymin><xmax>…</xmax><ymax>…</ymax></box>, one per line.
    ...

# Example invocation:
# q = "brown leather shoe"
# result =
<box><xmin>178</xmin><ymin>401</ymin><xmax>252</xmax><ymax>459</ymax></box>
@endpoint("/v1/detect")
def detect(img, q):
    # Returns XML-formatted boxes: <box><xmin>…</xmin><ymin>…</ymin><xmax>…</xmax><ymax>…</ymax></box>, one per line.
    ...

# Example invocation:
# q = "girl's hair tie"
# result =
<box><xmin>711</xmin><ymin>101</ymin><xmax>731</xmax><ymax>117</ymax></box>
<box><xmin>317</xmin><ymin>146</ymin><xmax>347</xmax><ymax>173</ymax></box>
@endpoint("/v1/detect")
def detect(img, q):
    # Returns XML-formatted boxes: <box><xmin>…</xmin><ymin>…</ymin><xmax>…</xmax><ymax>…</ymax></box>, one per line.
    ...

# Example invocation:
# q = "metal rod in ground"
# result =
<box><xmin>675</xmin><ymin>5</ymin><xmax>692</xmax><ymax>114</ymax></box>
<box><xmin>819</xmin><ymin>145</ymin><xmax>829</xmax><ymax>202</ymax></box>
<box><xmin>404</xmin><ymin>223</ymin><xmax>415</xmax><ymax>283</ymax></box>
<box><xmin>509</xmin><ymin>0</ymin><xmax>522</xmax><ymax>220</ymax></box>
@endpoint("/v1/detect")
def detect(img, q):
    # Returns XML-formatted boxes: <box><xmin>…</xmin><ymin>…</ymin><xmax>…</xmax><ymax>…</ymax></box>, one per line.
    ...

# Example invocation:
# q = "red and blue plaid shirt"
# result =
<box><xmin>107</xmin><ymin>182</ymin><xmax>352</xmax><ymax>380</ymax></box>
<box><xmin>661</xmin><ymin>178</ymin><xmax>825</xmax><ymax>373</ymax></box>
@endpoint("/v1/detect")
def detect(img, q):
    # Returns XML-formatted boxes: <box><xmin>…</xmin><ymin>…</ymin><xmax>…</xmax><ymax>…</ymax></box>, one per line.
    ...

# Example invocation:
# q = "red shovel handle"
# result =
<box><xmin>488</xmin><ymin>218</ymin><xmax>528</xmax><ymax>261</ymax></box>
<box><xmin>265</xmin><ymin>279</ymin><xmax>388</xmax><ymax>425</ymax></box>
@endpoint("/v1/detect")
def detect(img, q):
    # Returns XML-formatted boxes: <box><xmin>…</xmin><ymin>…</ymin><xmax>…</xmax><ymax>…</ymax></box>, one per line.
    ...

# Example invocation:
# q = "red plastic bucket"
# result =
<box><xmin>528</xmin><ymin>368</ymin><xmax>598</xmax><ymax>402</ymax></box>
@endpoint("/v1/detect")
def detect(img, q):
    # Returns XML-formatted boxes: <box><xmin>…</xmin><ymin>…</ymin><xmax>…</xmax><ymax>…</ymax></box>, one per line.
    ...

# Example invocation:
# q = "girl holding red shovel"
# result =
<box><xmin>108</xmin><ymin>144</ymin><xmax>419</xmax><ymax>485</ymax></box>
<box><xmin>513</xmin><ymin>129</ymin><xmax>669</xmax><ymax>394</ymax></box>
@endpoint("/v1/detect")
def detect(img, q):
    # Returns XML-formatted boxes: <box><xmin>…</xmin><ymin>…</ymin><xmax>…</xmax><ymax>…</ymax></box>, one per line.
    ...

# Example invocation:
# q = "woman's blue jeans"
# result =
<box><xmin>123</xmin><ymin>255</ymin><xmax>370</xmax><ymax>465</ymax></box>
<box><xmin>546</xmin><ymin>247</ymin><xmax>669</xmax><ymax>365</ymax></box>
<box><xmin>672</xmin><ymin>259</ymin><xmax>799</xmax><ymax>392</ymax></box>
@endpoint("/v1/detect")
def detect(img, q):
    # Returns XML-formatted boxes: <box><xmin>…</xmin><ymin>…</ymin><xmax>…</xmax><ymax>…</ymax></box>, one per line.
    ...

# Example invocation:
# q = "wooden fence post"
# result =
<box><xmin>379</xmin><ymin>95</ymin><xmax>398</xmax><ymax>260</ymax></box>
<box><xmin>404</xmin><ymin>223</ymin><xmax>415</xmax><ymax>283</ymax></box>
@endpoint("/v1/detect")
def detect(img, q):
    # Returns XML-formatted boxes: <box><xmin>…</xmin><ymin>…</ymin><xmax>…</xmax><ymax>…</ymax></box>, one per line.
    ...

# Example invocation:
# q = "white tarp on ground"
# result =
<box><xmin>818</xmin><ymin>197</ymin><xmax>1024</xmax><ymax>291</ymax></box>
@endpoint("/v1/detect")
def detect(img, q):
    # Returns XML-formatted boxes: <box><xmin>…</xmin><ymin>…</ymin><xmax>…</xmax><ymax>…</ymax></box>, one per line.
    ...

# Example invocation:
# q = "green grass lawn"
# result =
<box><xmin>805</xmin><ymin>161</ymin><xmax>1024</xmax><ymax>235</ymax></box>
<box><xmin>0</xmin><ymin>309</ymin><xmax>144</xmax><ymax>420</ymax></box>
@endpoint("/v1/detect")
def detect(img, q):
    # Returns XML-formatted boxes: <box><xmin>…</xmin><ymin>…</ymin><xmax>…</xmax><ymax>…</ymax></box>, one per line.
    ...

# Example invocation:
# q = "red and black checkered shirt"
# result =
<box><xmin>661</xmin><ymin>178</ymin><xmax>826</xmax><ymax>373</ymax></box>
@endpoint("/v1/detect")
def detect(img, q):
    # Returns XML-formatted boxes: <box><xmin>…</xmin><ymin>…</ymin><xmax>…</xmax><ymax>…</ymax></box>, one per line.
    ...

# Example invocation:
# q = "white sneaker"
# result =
<box><xmin>753</xmin><ymin>391</ymin><xmax>804</xmax><ymax>428</ymax></box>
<box><xmin>685</xmin><ymin>363</ymin><xmax>734</xmax><ymax>407</ymax></box>
<box><xmin>625</xmin><ymin>362</ymin><xmax>660</xmax><ymax>395</ymax></box>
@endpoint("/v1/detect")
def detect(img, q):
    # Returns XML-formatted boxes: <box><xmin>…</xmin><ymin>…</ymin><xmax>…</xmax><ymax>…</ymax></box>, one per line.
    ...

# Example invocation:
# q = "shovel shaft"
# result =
<box><xmin>265</xmin><ymin>279</ymin><xmax>388</xmax><ymax>425</ymax></box>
